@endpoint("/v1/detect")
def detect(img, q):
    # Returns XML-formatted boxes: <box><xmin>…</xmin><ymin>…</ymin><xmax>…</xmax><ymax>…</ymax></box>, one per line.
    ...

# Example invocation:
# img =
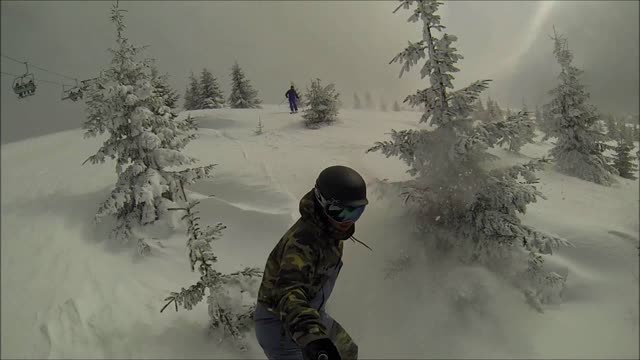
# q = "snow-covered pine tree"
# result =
<box><xmin>540</xmin><ymin>103</ymin><xmax>554</xmax><ymax>141</ymax></box>
<box><xmin>161</xmin><ymin>201</ymin><xmax>262</xmax><ymax>350</ymax></box>
<box><xmin>472</xmin><ymin>97</ymin><xmax>488</xmax><ymax>122</ymax></box>
<box><xmin>544</xmin><ymin>27</ymin><xmax>615</xmax><ymax>185</ymax></box>
<box><xmin>592</xmin><ymin>118</ymin><xmax>607</xmax><ymax>136</ymax></box>
<box><xmin>521</xmin><ymin>98</ymin><xmax>528</xmax><ymax>114</ymax></box>
<box><xmin>368</xmin><ymin>0</ymin><xmax>569</xmax><ymax>310</ymax></box>
<box><xmin>365</xmin><ymin>91</ymin><xmax>374</xmax><ymax>109</ymax></box>
<box><xmin>380</xmin><ymin>97</ymin><xmax>388</xmax><ymax>111</ymax></box>
<box><xmin>198</xmin><ymin>68</ymin><xmax>225</xmax><ymax>109</ymax></box>
<box><xmin>184</xmin><ymin>72</ymin><xmax>201</xmax><ymax>110</ymax></box>
<box><xmin>82</xmin><ymin>2</ymin><xmax>214</xmax><ymax>246</ymax></box>
<box><xmin>496</xmin><ymin>111</ymin><xmax>536</xmax><ymax>153</ymax></box>
<box><xmin>302</xmin><ymin>78</ymin><xmax>340</xmax><ymax>129</ymax></box>
<box><xmin>228</xmin><ymin>61</ymin><xmax>261</xmax><ymax>109</ymax></box>
<box><xmin>534</xmin><ymin>104</ymin><xmax>545</xmax><ymax>137</ymax></box>
<box><xmin>393</xmin><ymin>100</ymin><xmax>401</xmax><ymax>111</ymax></box>
<box><xmin>604</xmin><ymin>114</ymin><xmax>618</xmax><ymax>141</ymax></box>
<box><xmin>486</xmin><ymin>96</ymin><xmax>502</xmax><ymax>122</ymax></box>
<box><xmin>353</xmin><ymin>92</ymin><xmax>362</xmax><ymax>109</ymax></box>
<box><xmin>494</xmin><ymin>99</ymin><xmax>505</xmax><ymax>120</ymax></box>
<box><xmin>150</xmin><ymin>65</ymin><xmax>179</xmax><ymax>109</ymax></box>
<box><xmin>505</xmin><ymin>107</ymin><xmax>514</xmax><ymax>119</ymax></box>
<box><xmin>611</xmin><ymin>141</ymin><xmax>638</xmax><ymax>179</ymax></box>
<box><xmin>619</xmin><ymin>121</ymin><xmax>635</xmax><ymax>145</ymax></box>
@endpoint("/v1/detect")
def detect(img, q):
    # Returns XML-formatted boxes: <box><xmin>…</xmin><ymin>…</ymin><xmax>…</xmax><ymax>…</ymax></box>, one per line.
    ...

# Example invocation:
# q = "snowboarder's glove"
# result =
<box><xmin>302</xmin><ymin>338</ymin><xmax>342</xmax><ymax>360</ymax></box>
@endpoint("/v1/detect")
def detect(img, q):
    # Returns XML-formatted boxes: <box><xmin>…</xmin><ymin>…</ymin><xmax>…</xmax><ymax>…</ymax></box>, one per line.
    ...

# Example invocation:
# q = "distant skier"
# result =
<box><xmin>285</xmin><ymin>85</ymin><xmax>300</xmax><ymax>114</ymax></box>
<box><xmin>254</xmin><ymin>165</ymin><xmax>368</xmax><ymax>360</ymax></box>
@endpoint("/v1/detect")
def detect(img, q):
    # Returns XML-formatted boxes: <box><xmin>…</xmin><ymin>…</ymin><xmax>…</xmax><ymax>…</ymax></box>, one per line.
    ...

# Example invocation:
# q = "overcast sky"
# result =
<box><xmin>1</xmin><ymin>1</ymin><xmax>638</xmax><ymax>144</ymax></box>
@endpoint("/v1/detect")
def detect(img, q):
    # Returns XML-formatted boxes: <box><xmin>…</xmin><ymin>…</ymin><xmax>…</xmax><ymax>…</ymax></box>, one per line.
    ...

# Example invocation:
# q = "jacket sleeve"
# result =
<box><xmin>274</xmin><ymin>237</ymin><xmax>327</xmax><ymax>347</ymax></box>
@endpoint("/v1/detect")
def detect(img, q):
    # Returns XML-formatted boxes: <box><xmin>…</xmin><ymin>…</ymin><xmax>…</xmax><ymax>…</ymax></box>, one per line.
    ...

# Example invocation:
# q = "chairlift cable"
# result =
<box><xmin>1</xmin><ymin>71</ymin><xmax>72</xmax><ymax>87</ymax></box>
<box><xmin>1</xmin><ymin>53</ymin><xmax>78</xmax><ymax>82</ymax></box>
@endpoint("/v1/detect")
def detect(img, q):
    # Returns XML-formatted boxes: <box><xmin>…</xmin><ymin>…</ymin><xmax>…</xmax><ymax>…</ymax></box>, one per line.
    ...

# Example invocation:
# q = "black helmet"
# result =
<box><xmin>315</xmin><ymin>165</ymin><xmax>368</xmax><ymax>207</ymax></box>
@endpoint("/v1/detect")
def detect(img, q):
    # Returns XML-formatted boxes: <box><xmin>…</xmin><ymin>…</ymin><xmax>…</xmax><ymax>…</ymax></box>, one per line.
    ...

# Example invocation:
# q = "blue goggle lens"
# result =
<box><xmin>327</xmin><ymin>204</ymin><xmax>366</xmax><ymax>223</ymax></box>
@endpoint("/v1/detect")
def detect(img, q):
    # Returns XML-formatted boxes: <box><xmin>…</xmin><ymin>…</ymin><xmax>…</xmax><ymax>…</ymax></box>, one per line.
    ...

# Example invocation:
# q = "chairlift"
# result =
<box><xmin>61</xmin><ymin>80</ymin><xmax>83</xmax><ymax>102</ymax></box>
<box><xmin>80</xmin><ymin>77</ymin><xmax>99</xmax><ymax>91</ymax></box>
<box><xmin>12</xmin><ymin>62</ymin><xmax>36</xmax><ymax>98</ymax></box>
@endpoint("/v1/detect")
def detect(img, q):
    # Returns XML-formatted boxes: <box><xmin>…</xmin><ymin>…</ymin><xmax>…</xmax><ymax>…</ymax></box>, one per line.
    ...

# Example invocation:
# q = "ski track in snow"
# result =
<box><xmin>2</xmin><ymin>106</ymin><xmax>639</xmax><ymax>359</ymax></box>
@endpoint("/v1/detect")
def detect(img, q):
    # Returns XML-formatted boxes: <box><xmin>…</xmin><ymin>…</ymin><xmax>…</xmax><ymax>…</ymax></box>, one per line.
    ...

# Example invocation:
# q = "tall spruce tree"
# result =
<box><xmin>198</xmin><ymin>68</ymin><xmax>225</xmax><ymax>109</ymax></box>
<box><xmin>82</xmin><ymin>2</ymin><xmax>213</xmax><ymax>246</ymax></box>
<box><xmin>368</xmin><ymin>0</ymin><xmax>569</xmax><ymax>311</ymax></box>
<box><xmin>302</xmin><ymin>78</ymin><xmax>340</xmax><ymax>128</ymax></box>
<box><xmin>228</xmin><ymin>61</ymin><xmax>261</xmax><ymax>109</ymax></box>
<box><xmin>380</xmin><ymin>97</ymin><xmax>388</xmax><ymax>112</ymax></box>
<box><xmin>611</xmin><ymin>141</ymin><xmax>638</xmax><ymax>179</ymax></box>
<box><xmin>544</xmin><ymin>27</ymin><xmax>615</xmax><ymax>185</ymax></box>
<box><xmin>150</xmin><ymin>65</ymin><xmax>179</xmax><ymax>109</ymax></box>
<box><xmin>365</xmin><ymin>91</ymin><xmax>374</xmax><ymax>109</ymax></box>
<box><xmin>184</xmin><ymin>72</ymin><xmax>201</xmax><ymax>110</ymax></box>
<box><xmin>353</xmin><ymin>92</ymin><xmax>362</xmax><ymax>109</ymax></box>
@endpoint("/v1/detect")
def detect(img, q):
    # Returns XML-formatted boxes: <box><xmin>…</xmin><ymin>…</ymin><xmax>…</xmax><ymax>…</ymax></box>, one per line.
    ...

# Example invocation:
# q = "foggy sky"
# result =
<box><xmin>1</xmin><ymin>1</ymin><xmax>638</xmax><ymax>144</ymax></box>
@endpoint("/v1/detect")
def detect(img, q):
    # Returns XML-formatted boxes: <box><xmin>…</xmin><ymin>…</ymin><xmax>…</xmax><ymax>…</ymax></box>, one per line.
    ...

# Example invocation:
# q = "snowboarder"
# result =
<box><xmin>286</xmin><ymin>85</ymin><xmax>300</xmax><ymax>114</ymax></box>
<box><xmin>254</xmin><ymin>165</ymin><xmax>368</xmax><ymax>360</ymax></box>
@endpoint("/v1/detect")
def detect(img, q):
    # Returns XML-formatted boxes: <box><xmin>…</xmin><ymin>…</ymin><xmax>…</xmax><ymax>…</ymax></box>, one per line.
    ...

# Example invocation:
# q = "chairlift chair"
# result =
<box><xmin>61</xmin><ymin>81</ymin><xmax>83</xmax><ymax>102</ymax></box>
<box><xmin>12</xmin><ymin>63</ymin><xmax>36</xmax><ymax>98</ymax></box>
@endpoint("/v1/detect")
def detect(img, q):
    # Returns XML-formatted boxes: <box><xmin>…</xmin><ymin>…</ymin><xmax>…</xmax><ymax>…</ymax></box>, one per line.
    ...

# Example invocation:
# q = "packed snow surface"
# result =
<box><xmin>2</xmin><ymin>105</ymin><xmax>638</xmax><ymax>358</ymax></box>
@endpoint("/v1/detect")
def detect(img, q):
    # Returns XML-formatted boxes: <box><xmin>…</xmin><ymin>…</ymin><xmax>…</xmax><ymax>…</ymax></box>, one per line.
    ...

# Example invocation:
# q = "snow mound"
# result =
<box><xmin>2</xmin><ymin>106</ymin><xmax>638</xmax><ymax>359</ymax></box>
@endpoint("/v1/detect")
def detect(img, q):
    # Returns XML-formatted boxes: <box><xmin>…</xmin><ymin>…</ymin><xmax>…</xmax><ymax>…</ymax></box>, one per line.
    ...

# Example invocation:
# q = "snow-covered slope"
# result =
<box><xmin>2</xmin><ymin>105</ymin><xmax>638</xmax><ymax>359</ymax></box>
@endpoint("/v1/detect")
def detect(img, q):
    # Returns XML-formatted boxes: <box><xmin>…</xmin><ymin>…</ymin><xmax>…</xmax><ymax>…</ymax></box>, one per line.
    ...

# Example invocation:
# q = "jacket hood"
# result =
<box><xmin>299</xmin><ymin>189</ymin><xmax>354</xmax><ymax>242</ymax></box>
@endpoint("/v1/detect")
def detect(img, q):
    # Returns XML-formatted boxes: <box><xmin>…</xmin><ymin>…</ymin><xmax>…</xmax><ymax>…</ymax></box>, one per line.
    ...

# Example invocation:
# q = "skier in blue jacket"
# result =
<box><xmin>286</xmin><ymin>85</ymin><xmax>300</xmax><ymax>114</ymax></box>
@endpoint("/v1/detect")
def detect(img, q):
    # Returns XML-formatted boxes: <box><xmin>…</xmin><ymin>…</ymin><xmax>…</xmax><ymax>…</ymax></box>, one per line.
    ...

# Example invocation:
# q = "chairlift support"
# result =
<box><xmin>12</xmin><ymin>62</ymin><xmax>36</xmax><ymax>98</ymax></box>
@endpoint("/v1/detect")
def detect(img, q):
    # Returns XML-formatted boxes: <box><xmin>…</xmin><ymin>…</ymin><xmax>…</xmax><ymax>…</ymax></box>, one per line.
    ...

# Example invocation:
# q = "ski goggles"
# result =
<box><xmin>326</xmin><ymin>203</ymin><xmax>366</xmax><ymax>223</ymax></box>
<box><xmin>314</xmin><ymin>187</ymin><xmax>366</xmax><ymax>223</ymax></box>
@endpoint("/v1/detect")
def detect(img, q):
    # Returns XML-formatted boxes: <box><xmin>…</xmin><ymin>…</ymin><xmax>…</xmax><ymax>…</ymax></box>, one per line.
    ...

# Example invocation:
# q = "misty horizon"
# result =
<box><xmin>1</xmin><ymin>1</ymin><xmax>638</xmax><ymax>144</ymax></box>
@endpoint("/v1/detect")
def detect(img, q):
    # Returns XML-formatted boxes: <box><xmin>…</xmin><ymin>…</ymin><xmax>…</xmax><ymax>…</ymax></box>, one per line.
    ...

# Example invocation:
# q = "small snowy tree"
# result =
<box><xmin>184</xmin><ymin>72</ymin><xmax>201</xmax><ymax>110</ymax></box>
<box><xmin>82</xmin><ymin>3</ymin><xmax>214</xmax><ymax>247</ymax></box>
<box><xmin>505</xmin><ymin>107</ymin><xmax>514</xmax><ymax>119</ymax></box>
<box><xmin>380</xmin><ymin>97</ymin><xmax>388</xmax><ymax>112</ymax></box>
<box><xmin>619</xmin><ymin>121</ymin><xmax>635</xmax><ymax>145</ymax></box>
<box><xmin>228</xmin><ymin>61</ymin><xmax>261</xmax><ymax>109</ymax></box>
<box><xmin>161</xmin><ymin>201</ymin><xmax>262</xmax><ymax>350</ymax></box>
<box><xmin>486</xmin><ymin>96</ymin><xmax>502</xmax><ymax>122</ymax></box>
<box><xmin>302</xmin><ymin>78</ymin><xmax>340</xmax><ymax>129</ymax></box>
<box><xmin>254</xmin><ymin>114</ymin><xmax>264</xmax><ymax>135</ymax></box>
<box><xmin>472</xmin><ymin>98</ymin><xmax>489</xmax><ymax>122</ymax></box>
<box><xmin>150</xmin><ymin>65</ymin><xmax>179</xmax><ymax>109</ymax></box>
<box><xmin>521</xmin><ymin>98</ymin><xmax>529</xmax><ymax>114</ymax></box>
<box><xmin>604</xmin><ymin>114</ymin><xmax>618</xmax><ymax>141</ymax></box>
<box><xmin>368</xmin><ymin>0</ymin><xmax>569</xmax><ymax>311</ymax></box>
<box><xmin>497</xmin><ymin>111</ymin><xmax>536</xmax><ymax>153</ymax></box>
<box><xmin>592</xmin><ymin>119</ymin><xmax>607</xmax><ymax>136</ymax></box>
<box><xmin>393</xmin><ymin>100</ymin><xmax>401</xmax><ymax>111</ymax></box>
<box><xmin>540</xmin><ymin>103</ymin><xmax>554</xmax><ymax>141</ymax></box>
<box><xmin>353</xmin><ymin>92</ymin><xmax>362</xmax><ymax>109</ymax></box>
<box><xmin>198</xmin><ymin>68</ymin><xmax>225</xmax><ymax>109</ymax></box>
<box><xmin>544</xmin><ymin>27</ymin><xmax>615</xmax><ymax>185</ymax></box>
<box><xmin>611</xmin><ymin>141</ymin><xmax>638</xmax><ymax>179</ymax></box>
<box><xmin>365</xmin><ymin>91</ymin><xmax>374</xmax><ymax>109</ymax></box>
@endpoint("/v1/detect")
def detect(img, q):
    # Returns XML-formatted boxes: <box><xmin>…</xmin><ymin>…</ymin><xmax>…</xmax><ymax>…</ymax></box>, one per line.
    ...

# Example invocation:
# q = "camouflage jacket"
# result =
<box><xmin>257</xmin><ymin>189</ymin><xmax>355</xmax><ymax>347</ymax></box>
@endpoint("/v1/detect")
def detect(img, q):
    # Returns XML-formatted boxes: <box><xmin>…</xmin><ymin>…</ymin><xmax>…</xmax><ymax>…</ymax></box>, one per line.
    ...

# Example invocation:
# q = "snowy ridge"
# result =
<box><xmin>1</xmin><ymin>106</ymin><xmax>639</xmax><ymax>358</ymax></box>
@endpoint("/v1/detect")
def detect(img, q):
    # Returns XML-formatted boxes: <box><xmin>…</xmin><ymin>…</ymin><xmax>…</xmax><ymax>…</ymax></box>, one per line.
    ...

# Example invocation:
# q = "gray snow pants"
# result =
<box><xmin>253</xmin><ymin>262</ymin><xmax>358</xmax><ymax>359</ymax></box>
